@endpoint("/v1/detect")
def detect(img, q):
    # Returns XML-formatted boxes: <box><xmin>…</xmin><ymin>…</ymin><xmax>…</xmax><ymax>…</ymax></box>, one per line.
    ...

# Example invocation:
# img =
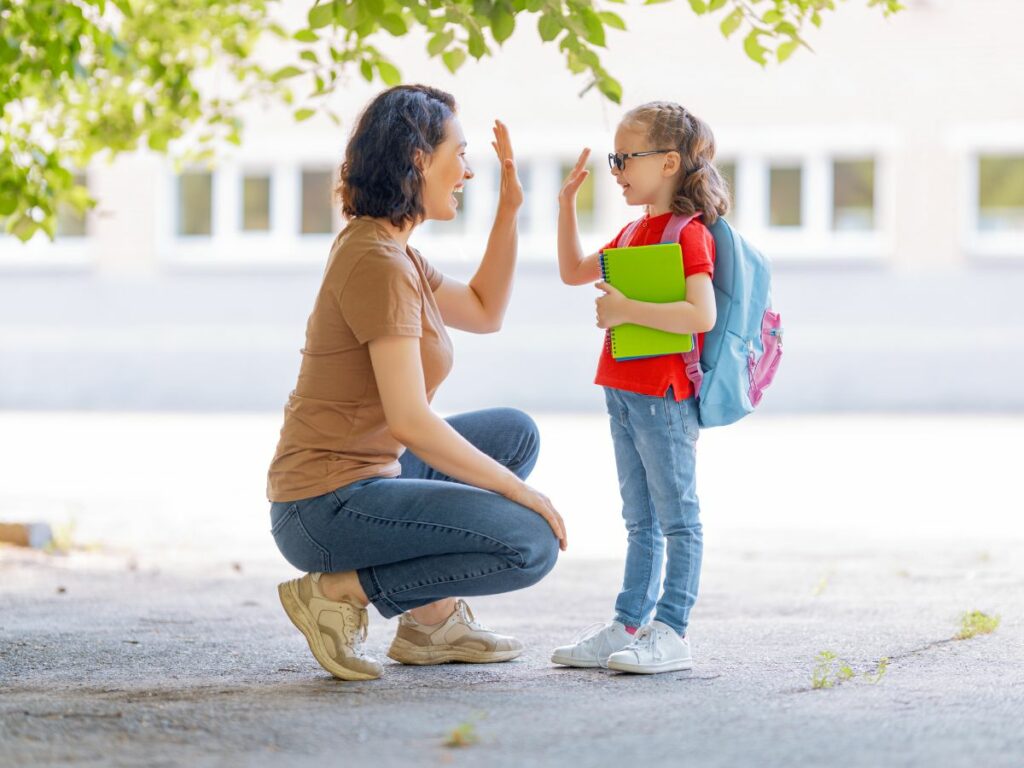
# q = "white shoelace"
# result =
<box><xmin>454</xmin><ymin>599</ymin><xmax>485</xmax><ymax>631</ymax></box>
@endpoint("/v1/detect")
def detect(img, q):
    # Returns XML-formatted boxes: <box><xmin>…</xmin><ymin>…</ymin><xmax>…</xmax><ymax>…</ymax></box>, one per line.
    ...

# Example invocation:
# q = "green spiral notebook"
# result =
<box><xmin>600</xmin><ymin>242</ymin><xmax>693</xmax><ymax>360</ymax></box>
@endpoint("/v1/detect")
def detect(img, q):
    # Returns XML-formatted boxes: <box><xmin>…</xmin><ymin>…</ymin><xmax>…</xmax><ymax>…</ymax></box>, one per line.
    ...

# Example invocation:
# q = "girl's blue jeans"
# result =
<box><xmin>605</xmin><ymin>385</ymin><xmax>703</xmax><ymax>636</ymax></box>
<box><xmin>269</xmin><ymin>408</ymin><xmax>559</xmax><ymax>619</ymax></box>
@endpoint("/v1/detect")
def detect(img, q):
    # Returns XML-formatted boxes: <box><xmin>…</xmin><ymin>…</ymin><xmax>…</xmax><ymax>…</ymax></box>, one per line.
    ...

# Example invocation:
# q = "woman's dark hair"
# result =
<box><xmin>337</xmin><ymin>85</ymin><xmax>457</xmax><ymax>229</ymax></box>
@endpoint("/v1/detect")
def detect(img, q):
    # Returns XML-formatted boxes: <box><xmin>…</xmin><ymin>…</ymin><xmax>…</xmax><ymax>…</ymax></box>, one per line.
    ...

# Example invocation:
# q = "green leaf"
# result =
<box><xmin>428</xmin><ymin>30</ymin><xmax>454</xmax><ymax>56</ymax></box>
<box><xmin>300</xmin><ymin>50</ymin><xmax>318</xmax><ymax>64</ymax></box>
<box><xmin>708</xmin><ymin>0</ymin><xmax>726</xmax><ymax>9</ymax></box>
<box><xmin>376</xmin><ymin>60</ymin><xmax>401</xmax><ymax>85</ymax></box>
<box><xmin>293</xmin><ymin>29</ymin><xmax>319</xmax><ymax>43</ymax></box>
<box><xmin>491</xmin><ymin>8</ymin><xmax>515</xmax><ymax>43</ymax></box>
<box><xmin>743</xmin><ymin>29</ymin><xmax>768</xmax><ymax>65</ymax></box>
<box><xmin>597</xmin><ymin>11</ymin><xmax>626</xmax><ymax>31</ymax></box>
<box><xmin>688</xmin><ymin>0</ymin><xmax>708</xmax><ymax>14</ymax></box>
<box><xmin>442</xmin><ymin>48</ymin><xmax>467</xmax><ymax>73</ymax></box>
<box><xmin>360</xmin><ymin>59</ymin><xmax>373</xmax><ymax>81</ymax></box>
<box><xmin>762</xmin><ymin>10</ymin><xmax>782</xmax><ymax>24</ymax></box>
<box><xmin>294</xmin><ymin>108</ymin><xmax>316</xmax><ymax>122</ymax></box>
<box><xmin>720</xmin><ymin>8</ymin><xmax>743</xmax><ymax>38</ymax></box>
<box><xmin>270</xmin><ymin>65</ymin><xmax>303</xmax><ymax>82</ymax></box>
<box><xmin>597</xmin><ymin>75</ymin><xmax>622</xmax><ymax>104</ymax></box>
<box><xmin>580</xmin><ymin>8</ymin><xmax>606</xmax><ymax>46</ymax></box>
<box><xmin>777</xmin><ymin>39</ymin><xmax>799</xmax><ymax>62</ymax></box>
<box><xmin>308</xmin><ymin>2</ymin><xmax>336</xmax><ymax>29</ymax></box>
<box><xmin>379</xmin><ymin>13</ymin><xmax>408</xmax><ymax>35</ymax></box>
<box><xmin>538</xmin><ymin>14</ymin><xmax>562</xmax><ymax>42</ymax></box>
<box><xmin>468</xmin><ymin>29</ymin><xmax>488</xmax><ymax>58</ymax></box>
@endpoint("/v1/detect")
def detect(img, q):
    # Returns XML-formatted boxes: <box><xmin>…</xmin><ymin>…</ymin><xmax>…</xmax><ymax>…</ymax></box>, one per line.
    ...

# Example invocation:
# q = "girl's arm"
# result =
<box><xmin>557</xmin><ymin>148</ymin><xmax>602</xmax><ymax>286</ymax></box>
<box><xmin>368</xmin><ymin>335</ymin><xmax>567</xmax><ymax>550</ymax></box>
<box><xmin>596</xmin><ymin>273</ymin><xmax>717</xmax><ymax>335</ymax></box>
<box><xmin>434</xmin><ymin>120</ymin><xmax>522</xmax><ymax>334</ymax></box>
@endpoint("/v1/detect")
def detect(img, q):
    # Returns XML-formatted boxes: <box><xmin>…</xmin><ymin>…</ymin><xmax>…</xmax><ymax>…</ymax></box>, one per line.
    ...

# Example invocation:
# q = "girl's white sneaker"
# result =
<box><xmin>551</xmin><ymin>620</ymin><xmax>634</xmax><ymax>668</ymax></box>
<box><xmin>605</xmin><ymin>620</ymin><xmax>693</xmax><ymax>674</ymax></box>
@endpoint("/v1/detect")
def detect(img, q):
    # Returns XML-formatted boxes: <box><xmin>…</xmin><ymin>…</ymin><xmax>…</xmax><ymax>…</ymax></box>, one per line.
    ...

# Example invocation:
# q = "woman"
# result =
<box><xmin>267</xmin><ymin>85</ymin><xmax>567</xmax><ymax>681</ymax></box>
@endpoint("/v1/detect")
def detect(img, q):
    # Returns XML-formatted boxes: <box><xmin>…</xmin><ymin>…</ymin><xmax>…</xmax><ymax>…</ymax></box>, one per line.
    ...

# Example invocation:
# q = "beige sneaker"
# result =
<box><xmin>277</xmin><ymin>572</ymin><xmax>383</xmax><ymax>681</ymax></box>
<box><xmin>387</xmin><ymin>599</ymin><xmax>524</xmax><ymax>665</ymax></box>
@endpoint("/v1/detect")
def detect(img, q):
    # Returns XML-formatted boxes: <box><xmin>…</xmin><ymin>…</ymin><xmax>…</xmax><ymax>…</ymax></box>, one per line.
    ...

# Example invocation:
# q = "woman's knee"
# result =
<box><xmin>509</xmin><ymin>516</ymin><xmax>559</xmax><ymax>587</ymax></box>
<box><xmin>496</xmin><ymin>407</ymin><xmax>540</xmax><ymax>476</ymax></box>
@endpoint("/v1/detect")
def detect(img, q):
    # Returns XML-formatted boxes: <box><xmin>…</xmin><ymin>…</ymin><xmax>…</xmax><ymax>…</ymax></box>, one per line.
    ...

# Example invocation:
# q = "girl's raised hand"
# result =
<box><xmin>492</xmin><ymin>119</ymin><xmax>523</xmax><ymax>214</ymax></box>
<box><xmin>559</xmin><ymin>147</ymin><xmax>591</xmax><ymax>206</ymax></box>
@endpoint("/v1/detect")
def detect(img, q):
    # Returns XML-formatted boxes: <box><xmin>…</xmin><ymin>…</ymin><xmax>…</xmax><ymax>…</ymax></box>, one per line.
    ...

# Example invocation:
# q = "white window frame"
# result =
<box><xmin>956</xmin><ymin>128</ymin><xmax>1024</xmax><ymax>260</ymax></box>
<box><xmin>717</xmin><ymin>124</ymin><xmax>895</xmax><ymax>262</ymax></box>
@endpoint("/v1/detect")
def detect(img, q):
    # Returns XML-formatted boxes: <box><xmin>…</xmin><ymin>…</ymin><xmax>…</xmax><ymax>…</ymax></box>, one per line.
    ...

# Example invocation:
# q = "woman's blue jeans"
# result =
<box><xmin>269</xmin><ymin>408</ymin><xmax>559</xmax><ymax>619</ymax></box>
<box><xmin>605</xmin><ymin>386</ymin><xmax>703</xmax><ymax>636</ymax></box>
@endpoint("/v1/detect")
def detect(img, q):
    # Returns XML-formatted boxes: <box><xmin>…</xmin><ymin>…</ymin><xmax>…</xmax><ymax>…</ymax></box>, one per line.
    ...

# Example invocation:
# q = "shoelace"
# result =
<box><xmin>625</xmin><ymin>625</ymin><xmax>661</xmax><ymax>659</ymax></box>
<box><xmin>571</xmin><ymin>622</ymin><xmax>609</xmax><ymax>645</ymax></box>
<box><xmin>455</xmin><ymin>599</ymin><xmax>485</xmax><ymax>631</ymax></box>
<box><xmin>338</xmin><ymin>604</ymin><xmax>370</xmax><ymax>658</ymax></box>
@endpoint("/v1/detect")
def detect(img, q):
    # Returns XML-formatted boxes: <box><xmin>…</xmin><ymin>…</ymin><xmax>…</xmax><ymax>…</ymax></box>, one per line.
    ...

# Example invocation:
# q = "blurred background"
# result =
<box><xmin>1</xmin><ymin>0</ymin><xmax>1022</xmax><ymax>565</ymax></box>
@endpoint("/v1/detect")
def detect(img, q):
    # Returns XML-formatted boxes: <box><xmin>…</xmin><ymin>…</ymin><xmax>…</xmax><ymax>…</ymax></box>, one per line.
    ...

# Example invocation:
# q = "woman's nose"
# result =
<box><xmin>464</xmin><ymin>166</ymin><xmax>475</xmax><ymax>180</ymax></box>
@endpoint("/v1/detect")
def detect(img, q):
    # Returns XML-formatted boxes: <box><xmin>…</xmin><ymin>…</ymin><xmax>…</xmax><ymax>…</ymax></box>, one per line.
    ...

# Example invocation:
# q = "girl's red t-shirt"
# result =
<box><xmin>594</xmin><ymin>211</ymin><xmax>716</xmax><ymax>401</ymax></box>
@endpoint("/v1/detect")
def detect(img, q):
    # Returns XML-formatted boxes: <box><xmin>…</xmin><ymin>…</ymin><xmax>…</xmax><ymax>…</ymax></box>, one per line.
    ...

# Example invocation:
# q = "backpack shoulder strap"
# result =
<box><xmin>664</xmin><ymin>212</ymin><xmax>705</xmax><ymax>399</ymax></box>
<box><xmin>615</xmin><ymin>217</ymin><xmax>645</xmax><ymax>248</ymax></box>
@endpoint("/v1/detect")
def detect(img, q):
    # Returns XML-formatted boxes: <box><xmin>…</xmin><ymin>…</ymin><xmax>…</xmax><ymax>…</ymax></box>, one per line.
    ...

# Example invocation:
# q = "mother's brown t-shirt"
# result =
<box><xmin>267</xmin><ymin>217</ymin><xmax>453</xmax><ymax>503</ymax></box>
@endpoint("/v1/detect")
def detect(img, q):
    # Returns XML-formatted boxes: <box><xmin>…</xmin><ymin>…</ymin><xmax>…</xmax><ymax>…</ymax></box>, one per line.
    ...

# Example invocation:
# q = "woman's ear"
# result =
<box><xmin>662</xmin><ymin>150</ymin><xmax>682</xmax><ymax>177</ymax></box>
<box><xmin>413</xmin><ymin>147</ymin><xmax>429</xmax><ymax>171</ymax></box>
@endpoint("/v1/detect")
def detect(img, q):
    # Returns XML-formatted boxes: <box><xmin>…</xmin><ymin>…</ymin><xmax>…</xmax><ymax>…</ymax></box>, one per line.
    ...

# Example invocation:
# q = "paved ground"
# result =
<box><xmin>2</xmin><ymin>413</ymin><xmax>1023</xmax><ymax>766</ymax></box>
<box><xmin>2</xmin><ymin>531</ymin><xmax>1022</xmax><ymax>768</ymax></box>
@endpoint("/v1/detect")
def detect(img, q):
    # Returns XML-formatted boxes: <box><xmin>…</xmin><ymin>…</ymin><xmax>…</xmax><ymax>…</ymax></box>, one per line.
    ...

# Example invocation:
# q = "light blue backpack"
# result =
<box><xmin>616</xmin><ymin>213</ymin><xmax>783</xmax><ymax>428</ymax></box>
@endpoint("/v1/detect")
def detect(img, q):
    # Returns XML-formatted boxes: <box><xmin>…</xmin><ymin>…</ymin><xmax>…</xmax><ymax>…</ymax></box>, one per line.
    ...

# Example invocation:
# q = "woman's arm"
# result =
<box><xmin>595</xmin><ymin>273</ymin><xmax>717</xmax><ymax>335</ymax></box>
<box><xmin>368</xmin><ymin>335</ymin><xmax>567</xmax><ymax>549</ymax></box>
<box><xmin>557</xmin><ymin>148</ymin><xmax>602</xmax><ymax>286</ymax></box>
<box><xmin>433</xmin><ymin>120</ymin><xmax>522</xmax><ymax>334</ymax></box>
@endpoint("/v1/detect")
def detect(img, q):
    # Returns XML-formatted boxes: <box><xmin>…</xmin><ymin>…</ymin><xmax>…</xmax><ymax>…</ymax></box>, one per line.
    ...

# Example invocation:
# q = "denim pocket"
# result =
<box><xmin>670</xmin><ymin>396</ymin><xmax>700</xmax><ymax>442</ymax></box>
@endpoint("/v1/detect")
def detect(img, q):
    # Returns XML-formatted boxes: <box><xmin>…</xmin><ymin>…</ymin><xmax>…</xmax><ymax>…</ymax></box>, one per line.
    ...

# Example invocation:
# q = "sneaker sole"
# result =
<box><xmin>605</xmin><ymin>658</ymin><xmax>693</xmax><ymax>674</ymax></box>
<box><xmin>550</xmin><ymin>653</ymin><xmax>604</xmax><ymax>668</ymax></box>
<box><xmin>277</xmin><ymin>580</ymin><xmax>380</xmax><ymax>681</ymax></box>
<box><xmin>387</xmin><ymin>636</ymin><xmax>523</xmax><ymax>666</ymax></box>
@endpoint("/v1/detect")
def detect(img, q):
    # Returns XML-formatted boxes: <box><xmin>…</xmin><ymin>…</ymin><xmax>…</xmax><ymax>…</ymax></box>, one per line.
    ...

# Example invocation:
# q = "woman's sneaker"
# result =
<box><xmin>605</xmin><ymin>620</ymin><xmax>693</xmax><ymax>674</ymax></box>
<box><xmin>277</xmin><ymin>573</ymin><xmax>383</xmax><ymax>681</ymax></box>
<box><xmin>387</xmin><ymin>599</ymin><xmax>524</xmax><ymax>665</ymax></box>
<box><xmin>551</xmin><ymin>620</ymin><xmax>634</xmax><ymax>668</ymax></box>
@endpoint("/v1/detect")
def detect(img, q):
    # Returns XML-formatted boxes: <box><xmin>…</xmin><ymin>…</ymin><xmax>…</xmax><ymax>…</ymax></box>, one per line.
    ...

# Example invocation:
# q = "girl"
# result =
<box><xmin>551</xmin><ymin>101</ymin><xmax>729</xmax><ymax>674</ymax></box>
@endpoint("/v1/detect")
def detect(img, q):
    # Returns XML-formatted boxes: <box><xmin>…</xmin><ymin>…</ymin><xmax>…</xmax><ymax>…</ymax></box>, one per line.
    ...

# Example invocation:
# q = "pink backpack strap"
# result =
<box><xmin>615</xmin><ymin>217</ymin><xmax>645</xmax><ymax>248</ymax></box>
<box><xmin>663</xmin><ymin>213</ymin><xmax>704</xmax><ymax>399</ymax></box>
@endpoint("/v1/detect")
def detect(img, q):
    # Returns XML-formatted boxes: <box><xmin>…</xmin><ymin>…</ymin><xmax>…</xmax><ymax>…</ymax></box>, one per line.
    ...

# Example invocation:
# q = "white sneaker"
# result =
<box><xmin>551</xmin><ymin>620</ymin><xmax>635</xmax><ymax>668</ymax></box>
<box><xmin>605</xmin><ymin>620</ymin><xmax>693</xmax><ymax>674</ymax></box>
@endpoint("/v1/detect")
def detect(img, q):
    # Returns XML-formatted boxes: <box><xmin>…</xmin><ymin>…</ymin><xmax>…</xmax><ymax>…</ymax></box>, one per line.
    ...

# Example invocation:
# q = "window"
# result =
<box><xmin>562</xmin><ymin>160</ymin><xmax>596</xmax><ymax>230</ymax></box>
<box><xmin>978</xmin><ymin>154</ymin><xmax>1024</xmax><ymax>232</ymax></box>
<box><xmin>769</xmin><ymin>165</ymin><xmax>802</xmax><ymax>227</ymax></box>
<box><xmin>301</xmin><ymin>169</ymin><xmax>334</xmax><ymax>235</ymax></box>
<box><xmin>833</xmin><ymin>159</ymin><xmax>875</xmax><ymax>231</ymax></box>
<box><xmin>56</xmin><ymin>174</ymin><xmax>88</xmax><ymax>238</ymax></box>
<box><xmin>242</xmin><ymin>174</ymin><xmax>271</xmax><ymax>232</ymax></box>
<box><xmin>177</xmin><ymin>171</ymin><xmax>213</xmax><ymax>236</ymax></box>
<box><xmin>716</xmin><ymin>160</ymin><xmax>737</xmax><ymax>222</ymax></box>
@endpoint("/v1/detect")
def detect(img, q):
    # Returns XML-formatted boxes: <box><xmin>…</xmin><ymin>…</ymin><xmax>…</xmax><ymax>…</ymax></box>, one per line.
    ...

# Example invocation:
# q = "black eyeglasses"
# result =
<box><xmin>607</xmin><ymin>150</ymin><xmax>674</xmax><ymax>172</ymax></box>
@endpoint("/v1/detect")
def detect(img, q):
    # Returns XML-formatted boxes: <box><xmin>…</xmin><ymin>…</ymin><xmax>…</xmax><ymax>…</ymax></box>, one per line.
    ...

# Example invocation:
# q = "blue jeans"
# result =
<box><xmin>605</xmin><ymin>386</ymin><xmax>703</xmax><ymax>636</ymax></box>
<box><xmin>269</xmin><ymin>408</ymin><xmax>559</xmax><ymax>619</ymax></box>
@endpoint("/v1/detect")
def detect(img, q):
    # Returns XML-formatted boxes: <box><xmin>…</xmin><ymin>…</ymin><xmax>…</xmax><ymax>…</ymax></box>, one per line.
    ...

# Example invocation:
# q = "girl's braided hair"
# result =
<box><xmin>621</xmin><ymin>102</ymin><xmax>730</xmax><ymax>226</ymax></box>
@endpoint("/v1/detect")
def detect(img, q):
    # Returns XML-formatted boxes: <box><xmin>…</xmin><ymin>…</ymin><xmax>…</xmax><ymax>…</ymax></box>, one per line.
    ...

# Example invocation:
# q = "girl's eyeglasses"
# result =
<box><xmin>607</xmin><ymin>150</ymin><xmax>674</xmax><ymax>172</ymax></box>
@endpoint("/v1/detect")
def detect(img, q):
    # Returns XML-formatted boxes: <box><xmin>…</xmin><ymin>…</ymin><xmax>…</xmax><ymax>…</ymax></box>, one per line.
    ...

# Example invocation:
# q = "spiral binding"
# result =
<box><xmin>600</xmin><ymin>253</ymin><xmax>618</xmax><ymax>358</ymax></box>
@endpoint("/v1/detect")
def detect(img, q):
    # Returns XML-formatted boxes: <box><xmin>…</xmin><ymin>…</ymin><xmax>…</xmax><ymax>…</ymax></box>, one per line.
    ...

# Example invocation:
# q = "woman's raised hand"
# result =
<box><xmin>504</xmin><ymin>481</ymin><xmax>568</xmax><ymax>551</ymax></box>
<box><xmin>492</xmin><ymin>119</ymin><xmax>523</xmax><ymax>215</ymax></box>
<box><xmin>559</xmin><ymin>147</ymin><xmax>591</xmax><ymax>207</ymax></box>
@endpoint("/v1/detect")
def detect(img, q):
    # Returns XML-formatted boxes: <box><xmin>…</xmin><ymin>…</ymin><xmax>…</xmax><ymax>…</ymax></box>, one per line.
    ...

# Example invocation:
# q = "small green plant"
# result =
<box><xmin>812</xmin><ymin>650</ymin><xmax>838</xmax><ymax>689</ymax></box>
<box><xmin>444</xmin><ymin>722</ymin><xmax>478</xmax><ymax>748</ymax></box>
<box><xmin>812</xmin><ymin>651</ymin><xmax>887</xmax><ymax>689</ymax></box>
<box><xmin>955</xmin><ymin>611</ymin><xmax>1000</xmax><ymax>640</ymax></box>
<box><xmin>812</xmin><ymin>570</ymin><xmax>833</xmax><ymax>597</ymax></box>
<box><xmin>864</xmin><ymin>657</ymin><xmax>889</xmax><ymax>684</ymax></box>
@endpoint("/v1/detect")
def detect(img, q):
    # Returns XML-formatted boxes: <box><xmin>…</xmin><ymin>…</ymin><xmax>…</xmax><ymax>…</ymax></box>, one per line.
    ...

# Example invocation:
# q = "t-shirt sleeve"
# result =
<box><xmin>410</xmin><ymin>247</ymin><xmax>444</xmax><ymax>292</ymax></box>
<box><xmin>680</xmin><ymin>220</ymin><xmax>715</xmax><ymax>280</ymax></box>
<box><xmin>340</xmin><ymin>250</ymin><xmax>425</xmax><ymax>344</ymax></box>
